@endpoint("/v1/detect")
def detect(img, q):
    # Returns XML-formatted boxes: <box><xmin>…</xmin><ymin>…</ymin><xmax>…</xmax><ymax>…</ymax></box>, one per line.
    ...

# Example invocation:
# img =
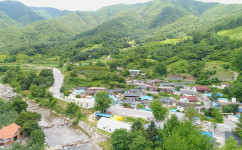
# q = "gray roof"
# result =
<box><xmin>159</xmin><ymin>98</ymin><xmax>175</xmax><ymax>103</ymax></box>
<box><xmin>174</xmin><ymin>84</ymin><xmax>184</xmax><ymax>87</ymax></box>
<box><xmin>75</xmin><ymin>87</ymin><xmax>87</xmax><ymax>90</ymax></box>
<box><xmin>141</xmin><ymin>101</ymin><xmax>151</xmax><ymax>105</ymax></box>
<box><xmin>169</xmin><ymin>77</ymin><xmax>184</xmax><ymax>80</ymax></box>
<box><xmin>121</xmin><ymin>100</ymin><xmax>138</xmax><ymax>105</ymax></box>
<box><xmin>180</xmin><ymin>89</ymin><xmax>194</xmax><ymax>95</ymax></box>
<box><xmin>113</xmin><ymin>88</ymin><xmax>124</xmax><ymax>92</ymax></box>
<box><xmin>124</xmin><ymin>93</ymin><xmax>141</xmax><ymax>97</ymax></box>
<box><xmin>162</xmin><ymin>83</ymin><xmax>173</xmax><ymax>86</ymax></box>
<box><xmin>176</xmin><ymin>102</ymin><xmax>201</xmax><ymax>107</ymax></box>
<box><xmin>225</xmin><ymin>132</ymin><xmax>241</xmax><ymax>145</ymax></box>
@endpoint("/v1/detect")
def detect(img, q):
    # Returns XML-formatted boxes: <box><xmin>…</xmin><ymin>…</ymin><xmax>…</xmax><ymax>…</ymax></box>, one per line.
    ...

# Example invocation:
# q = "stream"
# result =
<box><xmin>27</xmin><ymin>101</ymin><xmax>95</xmax><ymax>150</ymax></box>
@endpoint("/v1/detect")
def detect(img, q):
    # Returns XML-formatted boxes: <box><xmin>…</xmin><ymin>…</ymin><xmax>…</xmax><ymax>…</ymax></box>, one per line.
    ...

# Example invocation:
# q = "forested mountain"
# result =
<box><xmin>0</xmin><ymin>11</ymin><xmax>20</xmax><ymax>29</ymax></box>
<box><xmin>0</xmin><ymin>1</ymin><xmax>44</xmax><ymax>25</ymax></box>
<box><xmin>30</xmin><ymin>7</ymin><xmax>70</xmax><ymax>20</ymax></box>
<box><xmin>0</xmin><ymin>0</ymin><xmax>242</xmax><ymax>65</ymax></box>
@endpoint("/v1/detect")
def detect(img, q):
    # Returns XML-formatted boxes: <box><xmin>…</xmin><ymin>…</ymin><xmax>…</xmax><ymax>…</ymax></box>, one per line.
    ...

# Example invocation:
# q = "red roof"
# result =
<box><xmin>187</xmin><ymin>96</ymin><xmax>197</xmax><ymax>101</ymax></box>
<box><xmin>194</xmin><ymin>86</ymin><xmax>210</xmax><ymax>91</ymax></box>
<box><xmin>0</xmin><ymin>123</ymin><xmax>21</xmax><ymax>140</ymax></box>
<box><xmin>180</xmin><ymin>95</ymin><xmax>187</xmax><ymax>99</ymax></box>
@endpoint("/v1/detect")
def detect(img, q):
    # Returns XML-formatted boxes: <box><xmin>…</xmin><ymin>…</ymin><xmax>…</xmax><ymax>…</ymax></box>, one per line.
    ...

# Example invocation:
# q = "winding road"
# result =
<box><xmin>229</xmin><ymin>69</ymin><xmax>239</xmax><ymax>81</ymax></box>
<box><xmin>49</xmin><ymin>68</ymin><xmax>95</xmax><ymax>108</ymax></box>
<box><xmin>49</xmin><ymin>68</ymin><xmax>64</xmax><ymax>100</ymax></box>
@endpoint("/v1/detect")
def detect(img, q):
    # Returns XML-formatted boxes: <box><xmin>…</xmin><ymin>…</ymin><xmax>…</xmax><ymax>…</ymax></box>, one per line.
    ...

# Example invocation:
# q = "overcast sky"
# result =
<box><xmin>2</xmin><ymin>0</ymin><xmax>242</xmax><ymax>11</ymax></box>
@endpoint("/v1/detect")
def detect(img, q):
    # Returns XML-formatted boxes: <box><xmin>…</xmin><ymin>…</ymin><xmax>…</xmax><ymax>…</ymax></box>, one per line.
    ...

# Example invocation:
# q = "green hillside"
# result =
<box><xmin>31</xmin><ymin>7</ymin><xmax>70</xmax><ymax>20</ymax></box>
<box><xmin>0</xmin><ymin>1</ymin><xmax>44</xmax><ymax>25</ymax></box>
<box><xmin>218</xmin><ymin>26</ymin><xmax>242</xmax><ymax>40</ymax></box>
<box><xmin>0</xmin><ymin>11</ymin><xmax>20</xmax><ymax>29</ymax></box>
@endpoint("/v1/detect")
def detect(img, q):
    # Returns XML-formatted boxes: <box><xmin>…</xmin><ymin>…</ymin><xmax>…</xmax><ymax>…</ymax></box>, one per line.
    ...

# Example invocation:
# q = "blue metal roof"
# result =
<box><xmin>205</xmin><ymin>93</ymin><xmax>223</xmax><ymax>97</ymax></box>
<box><xmin>95</xmin><ymin>113</ymin><xmax>113</xmax><ymax>118</ymax></box>
<box><xmin>141</xmin><ymin>96</ymin><xmax>153</xmax><ymax>101</ymax></box>
<box><xmin>76</xmin><ymin>89</ymin><xmax>85</xmax><ymax>93</ymax></box>
<box><xmin>212</xmin><ymin>102</ymin><xmax>219</xmax><ymax>106</ymax></box>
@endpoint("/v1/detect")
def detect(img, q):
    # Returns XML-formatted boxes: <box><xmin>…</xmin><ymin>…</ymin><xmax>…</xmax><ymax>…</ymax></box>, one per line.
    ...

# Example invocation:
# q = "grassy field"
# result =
<box><xmin>205</xmin><ymin>61</ymin><xmax>234</xmax><ymax>81</ymax></box>
<box><xmin>99</xmin><ymin>139</ymin><xmax>112</xmax><ymax>150</ymax></box>
<box><xmin>217</xmin><ymin>26</ymin><xmax>242</xmax><ymax>40</ymax></box>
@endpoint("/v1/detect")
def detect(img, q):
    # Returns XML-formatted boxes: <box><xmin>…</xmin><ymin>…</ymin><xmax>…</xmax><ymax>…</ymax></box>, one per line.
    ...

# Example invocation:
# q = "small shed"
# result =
<box><xmin>97</xmin><ymin>117</ymin><xmax>131</xmax><ymax>133</ymax></box>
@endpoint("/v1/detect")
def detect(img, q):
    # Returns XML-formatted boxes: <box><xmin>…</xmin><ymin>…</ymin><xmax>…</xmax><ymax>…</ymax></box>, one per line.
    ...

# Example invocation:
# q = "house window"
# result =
<box><xmin>103</xmin><ymin>127</ymin><xmax>105</xmax><ymax>129</ymax></box>
<box><xmin>109</xmin><ymin>129</ymin><xmax>112</xmax><ymax>131</ymax></box>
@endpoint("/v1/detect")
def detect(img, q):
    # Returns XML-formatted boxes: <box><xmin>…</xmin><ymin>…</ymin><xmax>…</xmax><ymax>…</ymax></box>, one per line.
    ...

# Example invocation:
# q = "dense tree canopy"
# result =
<box><xmin>94</xmin><ymin>92</ymin><xmax>112</xmax><ymax>113</ymax></box>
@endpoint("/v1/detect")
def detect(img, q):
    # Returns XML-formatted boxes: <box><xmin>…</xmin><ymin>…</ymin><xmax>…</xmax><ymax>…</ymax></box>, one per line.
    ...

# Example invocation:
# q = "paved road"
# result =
<box><xmin>107</xmin><ymin>105</ymin><xmax>154</xmax><ymax>119</ymax></box>
<box><xmin>49</xmin><ymin>68</ymin><xmax>64</xmax><ymax>100</ymax></box>
<box><xmin>197</xmin><ymin>96</ymin><xmax>211</xmax><ymax>109</ymax></box>
<box><xmin>49</xmin><ymin>68</ymin><xmax>94</xmax><ymax>108</ymax></box>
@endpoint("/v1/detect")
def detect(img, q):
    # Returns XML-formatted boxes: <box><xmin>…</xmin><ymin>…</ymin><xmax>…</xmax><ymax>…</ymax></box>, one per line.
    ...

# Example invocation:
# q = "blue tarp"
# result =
<box><xmin>140</xmin><ymin>108</ymin><xmax>152</xmax><ymax>112</ymax></box>
<box><xmin>169</xmin><ymin>109</ymin><xmax>177</xmax><ymax>112</ymax></box>
<box><xmin>109</xmin><ymin>95</ymin><xmax>118</xmax><ymax>104</ymax></box>
<box><xmin>218</xmin><ymin>98</ymin><xmax>228</xmax><ymax>100</ymax></box>
<box><xmin>193</xmin><ymin>117</ymin><xmax>200</xmax><ymax>120</ymax></box>
<box><xmin>206</xmin><ymin>116</ymin><xmax>212</xmax><ymax>119</ymax></box>
<box><xmin>205</xmin><ymin>93</ymin><xmax>223</xmax><ymax>97</ymax></box>
<box><xmin>202</xmin><ymin>131</ymin><xmax>213</xmax><ymax>139</ymax></box>
<box><xmin>76</xmin><ymin>89</ymin><xmax>85</xmax><ymax>93</ymax></box>
<box><xmin>141</xmin><ymin>96</ymin><xmax>153</xmax><ymax>101</ymax></box>
<box><xmin>212</xmin><ymin>102</ymin><xmax>219</xmax><ymax>106</ymax></box>
<box><xmin>235</xmin><ymin>115</ymin><xmax>241</xmax><ymax>118</ymax></box>
<box><xmin>95</xmin><ymin>113</ymin><xmax>113</xmax><ymax>118</ymax></box>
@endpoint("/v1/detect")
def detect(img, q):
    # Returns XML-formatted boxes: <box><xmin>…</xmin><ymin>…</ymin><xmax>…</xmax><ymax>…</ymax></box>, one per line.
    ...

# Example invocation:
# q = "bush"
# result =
<box><xmin>30</xmin><ymin>129</ymin><xmax>45</xmax><ymax>146</ymax></box>
<box><xmin>66</xmin><ymin>64</ymin><xmax>73</xmax><ymax>71</ymax></box>
<box><xmin>63</xmin><ymin>90</ymin><xmax>70</xmax><ymax>96</ymax></box>
<box><xmin>76</xmin><ymin>95</ymin><xmax>81</xmax><ymax>98</ymax></box>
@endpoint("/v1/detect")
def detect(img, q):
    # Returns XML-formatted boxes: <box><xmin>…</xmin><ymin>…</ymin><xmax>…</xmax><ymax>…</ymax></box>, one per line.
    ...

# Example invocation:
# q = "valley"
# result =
<box><xmin>0</xmin><ymin>0</ymin><xmax>242</xmax><ymax>150</ymax></box>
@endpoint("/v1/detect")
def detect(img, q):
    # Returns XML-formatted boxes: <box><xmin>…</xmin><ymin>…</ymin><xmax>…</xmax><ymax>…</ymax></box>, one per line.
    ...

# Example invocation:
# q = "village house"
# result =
<box><xmin>159</xmin><ymin>87</ymin><xmax>174</xmax><ymax>93</ymax></box>
<box><xmin>97</xmin><ymin>117</ymin><xmax>131</xmax><ymax>133</ymax></box>
<box><xmin>120</xmin><ymin>100</ymin><xmax>138</xmax><ymax>109</ymax></box>
<box><xmin>141</xmin><ymin>100</ymin><xmax>151</xmax><ymax>109</ymax></box>
<box><xmin>138</xmin><ymin>85</ymin><xmax>157</xmax><ymax>91</ymax></box>
<box><xmin>117</xmin><ymin>67</ymin><xmax>124</xmax><ymax>71</ymax></box>
<box><xmin>159</xmin><ymin>98</ymin><xmax>176</xmax><ymax>106</ymax></box>
<box><xmin>221</xmin><ymin>83</ymin><xmax>231</xmax><ymax>89</ymax></box>
<box><xmin>180</xmin><ymin>95</ymin><xmax>198</xmax><ymax>103</ymax></box>
<box><xmin>141</xmin><ymin>96</ymin><xmax>153</xmax><ymax>101</ymax></box>
<box><xmin>176</xmin><ymin>102</ymin><xmax>201</xmax><ymax>112</ymax></box>
<box><xmin>126</xmin><ymin>80</ymin><xmax>133</xmax><ymax>84</ymax></box>
<box><xmin>133</xmin><ymin>80</ymin><xmax>146</xmax><ymax>85</ymax></box>
<box><xmin>146</xmin><ymin>79</ymin><xmax>162</xmax><ymax>85</ymax></box>
<box><xmin>0</xmin><ymin>123</ymin><xmax>21</xmax><ymax>146</ymax></box>
<box><xmin>86</xmin><ymin>87</ymin><xmax>107</xmax><ymax>95</ymax></box>
<box><xmin>129</xmin><ymin>70</ymin><xmax>140</xmax><ymax>76</ymax></box>
<box><xmin>160</xmin><ymin>82</ymin><xmax>174</xmax><ymax>87</ymax></box>
<box><xmin>192</xmin><ymin>86</ymin><xmax>210</xmax><ymax>93</ymax></box>
<box><xmin>169</xmin><ymin>75</ymin><xmax>184</xmax><ymax>81</ymax></box>
<box><xmin>126</xmin><ymin>89</ymin><xmax>142</xmax><ymax>93</ymax></box>
<box><xmin>179</xmin><ymin>89</ymin><xmax>195</xmax><ymax>96</ymax></box>
<box><xmin>124</xmin><ymin>93</ymin><xmax>142</xmax><ymax>101</ymax></box>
